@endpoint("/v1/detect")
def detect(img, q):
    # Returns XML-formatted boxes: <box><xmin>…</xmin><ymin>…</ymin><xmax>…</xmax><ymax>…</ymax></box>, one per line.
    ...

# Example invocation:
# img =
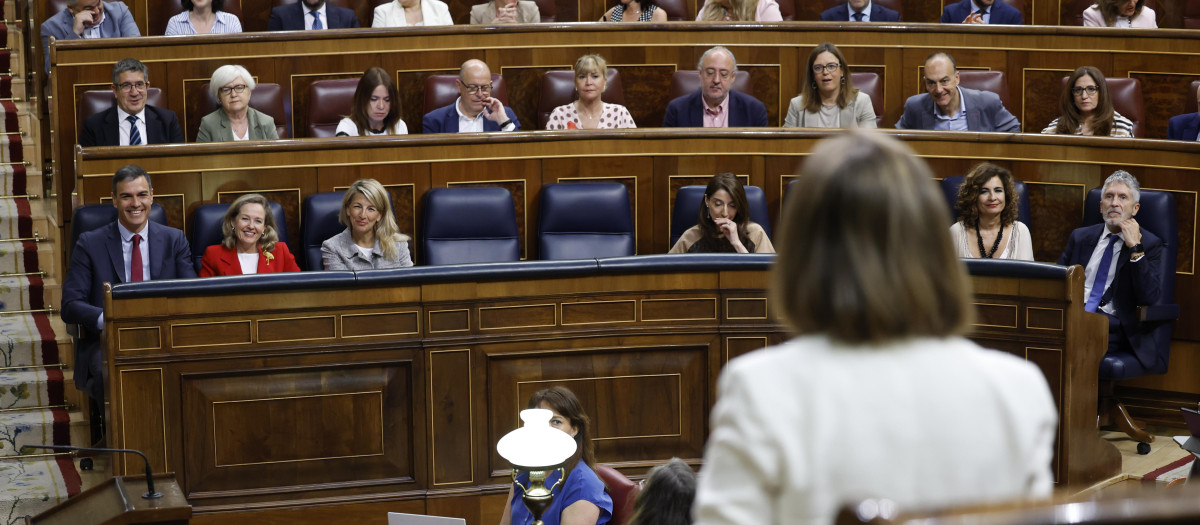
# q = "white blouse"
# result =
<box><xmin>949</xmin><ymin>220</ymin><xmax>1034</xmax><ymax>261</ymax></box>
<box><xmin>336</xmin><ymin>118</ymin><xmax>409</xmax><ymax>136</ymax></box>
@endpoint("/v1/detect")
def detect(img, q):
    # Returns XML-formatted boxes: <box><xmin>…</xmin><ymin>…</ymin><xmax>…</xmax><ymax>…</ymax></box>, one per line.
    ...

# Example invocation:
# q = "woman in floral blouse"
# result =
<box><xmin>545</xmin><ymin>54</ymin><xmax>637</xmax><ymax>130</ymax></box>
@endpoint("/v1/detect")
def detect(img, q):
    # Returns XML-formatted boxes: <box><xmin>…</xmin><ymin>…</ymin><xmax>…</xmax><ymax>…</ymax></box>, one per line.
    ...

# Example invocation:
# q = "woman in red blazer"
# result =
<box><xmin>199</xmin><ymin>193</ymin><xmax>300</xmax><ymax>276</ymax></box>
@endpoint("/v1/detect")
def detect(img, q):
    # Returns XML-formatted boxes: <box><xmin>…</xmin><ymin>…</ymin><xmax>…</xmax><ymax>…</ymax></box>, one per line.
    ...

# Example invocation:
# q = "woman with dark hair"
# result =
<box><xmin>165</xmin><ymin>0</ymin><xmax>242</xmax><ymax>35</ymax></box>
<box><xmin>602</xmin><ymin>0</ymin><xmax>667</xmax><ymax>22</ymax></box>
<box><xmin>1041</xmin><ymin>66</ymin><xmax>1133</xmax><ymax>137</ymax></box>
<box><xmin>669</xmin><ymin>173</ymin><xmax>774</xmax><ymax>254</ymax></box>
<box><xmin>692</xmin><ymin>130</ymin><xmax>1056</xmax><ymax>525</ymax></box>
<box><xmin>784</xmin><ymin>43</ymin><xmax>876</xmax><ymax>128</ymax></box>
<box><xmin>500</xmin><ymin>386</ymin><xmax>613</xmax><ymax>525</ymax></box>
<box><xmin>1083</xmin><ymin>0</ymin><xmax>1156</xmax><ymax>27</ymax></box>
<box><xmin>628</xmin><ymin>458</ymin><xmax>695</xmax><ymax>525</ymax></box>
<box><xmin>199</xmin><ymin>194</ymin><xmax>300</xmax><ymax>276</ymax></box>
<box><xmin>950</xmin><ymin>163</ymin><xmax>1033</xmax><ymax>260</ymax></box>
<box><xmin>336</xmin><ymin>67</ymin><xmax>409</xmax><ymax>137</ymax></box>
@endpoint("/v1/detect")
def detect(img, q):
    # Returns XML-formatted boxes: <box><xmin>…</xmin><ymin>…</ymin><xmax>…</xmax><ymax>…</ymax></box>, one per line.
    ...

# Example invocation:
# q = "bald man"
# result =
<box><xmin>1167</xmin><ymin>84</ymin><xmax>1200</xmax><ymax>142</ymax></box>
<box><xmin>423</xmin><ymin>59</ymin><xmax>521</xmax><ymax>133</ymax></box>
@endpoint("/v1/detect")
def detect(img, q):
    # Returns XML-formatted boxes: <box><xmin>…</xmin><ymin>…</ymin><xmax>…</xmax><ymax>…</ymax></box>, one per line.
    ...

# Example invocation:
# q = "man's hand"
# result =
<box><xmin>72</xmin><ymin>9</ymin><xmax>96</xmax><ymax>35</ymax></box>
<box><xmin>1120</xmin><ymin>217</ymin><xmax>1142</xmax><ymax>248</ymax></box>
<box><xmin>484</xmin><ymin>97</ymin><xmax>509</xmax><ymax>124</ymax></box>
<box><xmin>962</xmin><ymin>11</ymin><xmax>985</xmax><ymax>24</ymax></box>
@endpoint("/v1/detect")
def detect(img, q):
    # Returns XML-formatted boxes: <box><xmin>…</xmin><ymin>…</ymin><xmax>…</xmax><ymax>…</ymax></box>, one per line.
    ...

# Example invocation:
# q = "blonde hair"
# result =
<box><xmin>773</xmin><ymin>130</ymin><xmax>972</xmax><ymax>344</ymax></box>
<box><xmin>221</xmin><ymin>194</ymin><xmax>279</xmax><ymax>253</ymax></box>
<box><xmin>339</xmin><ymin>179</ymin><xmax>408</xmax><ymax>262</ymax></box>
<box><xmin>699</xmin><ymin>0</ymin><xmax>757</xmax><ymax>21</ymax></box>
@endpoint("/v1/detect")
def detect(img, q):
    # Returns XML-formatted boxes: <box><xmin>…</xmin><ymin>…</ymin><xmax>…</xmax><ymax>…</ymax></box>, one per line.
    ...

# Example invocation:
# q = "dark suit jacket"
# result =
<box><xmin>1058</xmin><ymin>224</ymin><xmax>1163</xmax><ymax>368</ymax></box>
<box><xmin>79</xmin><ymin>105</ymin><xmax>185</xmax><ymax>147</ymax></box>
<box><xmin>819</xmin><ymin>3</ymin><xmax>901</xmax><ymax>21</ymax></box>
<box><xmin>1167</xmin><ymin>113</ymin><xmax>1199</xmax><ymax>142</ymax></box>
<box><xmin>198</xmin><ymin>243</ymin><xmax>301</xmax><ymax>277</ymax></box>
<box><xmin>895</xmin><ymin>86</ymin><xmax>1020</xmax><ymax>132</ymax></box>
<box><xmin>940</xmin><ymin>0</ymin><xmax>1022</xmax><ymax>24</ymax></box>
<box><xmin>662</xmin><ymin>90</ymin><xmax>769</xmax><ymax>128</ymax></box>
<box><xmin>61</xmin><ymin>221</ymin><xmax>195</xmax><ymax>397</ymax></box>
<box><xmin>422</xmin><ymin>103</ymin><xmax>521</xmax><ymax>133</ymax></box>
<box><xmin>268</xmin><ymin>3</ymin><xmax>361</xmax><ymax>30</ymax></box>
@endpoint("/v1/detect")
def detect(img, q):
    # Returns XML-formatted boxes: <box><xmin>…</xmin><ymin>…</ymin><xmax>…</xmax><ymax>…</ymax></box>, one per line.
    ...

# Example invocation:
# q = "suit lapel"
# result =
<box><xmin>105</xmin><ymin>223</ymin><xmax>125</xmax><ymax>284</ymax></box>
<box><xmin>221</xmin><ymin>246</ymin><xmax>242</xmax><ymax>275</ymax></box>
<box><xmin>144</xmin><ymin>108</ymin><xmax>160</xmax><ymax>144</ymax></box>
<box><xmin>103</xmin><ymin>107</ymin><xmax>120</xmax><ymax>146</ymax></box>
<box><xmin>961</xmin><ymin>90</ymin><xmax>982</xmax><ymax>131</ymax></box>
<box><xmin>147</xmin><ymin>222</ymin><xmax>165</xmax><ymax>279</ymax></box>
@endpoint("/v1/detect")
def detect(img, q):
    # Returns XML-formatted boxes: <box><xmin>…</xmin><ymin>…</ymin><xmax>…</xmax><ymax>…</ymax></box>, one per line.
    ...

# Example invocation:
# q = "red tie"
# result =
<box><xmin>130</xmin><ymin>234</ymin><xmax>143</xmax><ymax>282</ymax></box>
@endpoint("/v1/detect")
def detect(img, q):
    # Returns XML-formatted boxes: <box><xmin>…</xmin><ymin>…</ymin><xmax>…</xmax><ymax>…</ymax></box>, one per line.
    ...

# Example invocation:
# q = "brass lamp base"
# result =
<box><xmin>512</xmin><ymin>467</ymin><xmax>566</xmax><ymax>525</ymax></box>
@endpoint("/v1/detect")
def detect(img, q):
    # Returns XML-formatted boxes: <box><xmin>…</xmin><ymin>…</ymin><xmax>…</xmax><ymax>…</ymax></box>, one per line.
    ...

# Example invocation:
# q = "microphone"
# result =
<box><xmin>22</xmin><ymin>444</ymin><xmax>163</xmax><ymax>499</ymax></box>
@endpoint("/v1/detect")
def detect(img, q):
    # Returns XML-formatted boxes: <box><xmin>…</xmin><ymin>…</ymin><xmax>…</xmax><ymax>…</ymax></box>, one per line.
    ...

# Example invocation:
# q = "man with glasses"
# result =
<box><xmin>80</xmin><ymin>58</ymin><xmax>184</xmax><ymax>147</ymax></box>
<box><xmin>896</xmin><ymin>52</ymin><xmax>1020</xmax><ymax>132</ymax></box>
<box><xmin>663</xmin><ymin>46</ymin><xmax>768</xmax><ymax>128</ymax></box>
<box><xmin>423</xmin><ymin>59</ymin><xmax>521</xmax><ymax>133</ymax></box>
<box><xmin>40</xmin><ymin>0</ymin><xmax>140</xmax><ymax>72</ymax></box>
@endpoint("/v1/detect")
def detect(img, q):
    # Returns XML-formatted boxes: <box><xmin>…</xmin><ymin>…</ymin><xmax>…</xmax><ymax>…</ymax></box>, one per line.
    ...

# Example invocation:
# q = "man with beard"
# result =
<box><xmin>896</xmin><ymin>52</ymin><xmax>1020</xmax><ymax>132</ymax></box>
<box><xmin>1058</xmin><ymin>171</ymin><xmax>1163</xmax><ymax>369</ymax></box>
<box><xmin>269</xmin><ymin>0</ymin><xmax>361</xmax><ymax>30</ymax></box>
<box><xmin>941</xmin><ymin>0</ymin><xmax>1023</xmax><ymax>24</ymax></box>
<box><xmin>663</xmin><ymin>46</ymin><xmax>768</xmax><ymax>128</ymax></box>
<box><xmin>819</xmin><ymin>0</ymin><xmax>901</xmax><ymax>22</ymax></box>
<box><xmin>423</xmin><ymin>59</ymin><xmax>521</xmax><ymax>133</ymax></box>
<box><xmin>40</xmin><ymin>0</ymin><xmax>140</xmax><ymax>72</ymax></box>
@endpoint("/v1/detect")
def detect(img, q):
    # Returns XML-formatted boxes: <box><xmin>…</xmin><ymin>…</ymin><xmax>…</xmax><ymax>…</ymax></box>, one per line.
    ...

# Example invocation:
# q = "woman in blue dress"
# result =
<box><xmin>499</xmin><ymin>386</ymin><xmax>613</xmax><ymax>525</ymax></box>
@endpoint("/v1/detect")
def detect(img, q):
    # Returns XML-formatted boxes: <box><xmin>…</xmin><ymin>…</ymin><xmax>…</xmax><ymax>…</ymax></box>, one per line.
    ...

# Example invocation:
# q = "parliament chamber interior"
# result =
<box><xmin>2</xmin><ymin>0</ymin><xmax>1200</xmax><ymax>523</ymax></box>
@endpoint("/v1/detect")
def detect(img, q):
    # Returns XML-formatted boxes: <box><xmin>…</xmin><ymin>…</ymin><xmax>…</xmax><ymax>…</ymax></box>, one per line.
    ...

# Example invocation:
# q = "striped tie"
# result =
<box><xmin>127</xmin><ymin>115</ymin><xmax>142</xmax><ymax>146</ymax></box>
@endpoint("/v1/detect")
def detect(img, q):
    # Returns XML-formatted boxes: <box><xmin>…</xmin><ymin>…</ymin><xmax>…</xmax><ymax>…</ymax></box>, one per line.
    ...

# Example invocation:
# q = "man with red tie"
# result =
<box><xmin>61</xmin><ymin>166</ymin><xmax>194</xmax><ymax>441</ymax></box>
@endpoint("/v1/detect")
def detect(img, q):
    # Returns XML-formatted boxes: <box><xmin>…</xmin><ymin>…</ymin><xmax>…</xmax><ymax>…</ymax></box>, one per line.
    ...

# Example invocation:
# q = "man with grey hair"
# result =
<box><xmin>423</xmin><ymin>59</ymin><xmax>521</xmax><ymax>133</ymax></box>
<box><xmin>80</xmin><ymin>58</ymin><xmax>184</xmax><ymax>147</ymax></box>
<box><xmin>1058</xmin><ymin>170</ymin><xmax>1163</xmax><ymax>367</ymax></box>
<box><xmin>663</xmin><ymin>46</ymin><xmax>768</xmax><ymax>128</ymax></box>
<box><xmin>40</xmin><ymin>0</ymin><xmax>140</xmax><ymax>72</ymax></box>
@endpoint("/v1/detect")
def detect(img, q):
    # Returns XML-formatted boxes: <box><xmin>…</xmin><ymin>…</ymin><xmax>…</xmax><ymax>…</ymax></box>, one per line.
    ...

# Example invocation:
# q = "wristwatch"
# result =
<box><xmin>1130</xmin><ymin>243</ymin><xmax>1145</xmax><ymax>261</ymax></box>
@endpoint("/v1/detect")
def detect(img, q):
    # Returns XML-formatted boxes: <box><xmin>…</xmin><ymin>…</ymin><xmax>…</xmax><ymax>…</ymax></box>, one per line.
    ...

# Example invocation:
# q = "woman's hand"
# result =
<box><xmin>714</xmin><ymin>218</ymin><xmax>748</xmax><ymax>253</ymax></box>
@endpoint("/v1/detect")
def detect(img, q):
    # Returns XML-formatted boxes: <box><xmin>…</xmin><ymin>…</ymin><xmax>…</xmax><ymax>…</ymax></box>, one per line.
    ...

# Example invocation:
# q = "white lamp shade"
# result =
<box><xmin>497</xmin><ymin>408</ymin><xmax>578</xmax><ymax>470</ymax></box>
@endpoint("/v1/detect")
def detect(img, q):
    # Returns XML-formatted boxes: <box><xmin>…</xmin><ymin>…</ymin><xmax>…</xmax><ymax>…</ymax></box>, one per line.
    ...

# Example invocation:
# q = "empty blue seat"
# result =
<box><xmin>301</xmin><ymin>192</ymin><xmax>345</xmax><ymax>271</ymax></box>
<box><xmin>669</xmin><ymin>184</ymin><xmax>770</xmax><ymax>249</ymax></box>
<box><xmin>537</xmin><ymin>183</ymin><xmax>634</xmax><ymax>260</ymax></box>
<box><xmin>421</xmin><ymin>187</ymin><xmax>519</xmax><ymax>266</ymax></box>
<box><xmin>188</xmin><ymin>201</ymin><xmax>288</xmax><ymax>274</ymax></box>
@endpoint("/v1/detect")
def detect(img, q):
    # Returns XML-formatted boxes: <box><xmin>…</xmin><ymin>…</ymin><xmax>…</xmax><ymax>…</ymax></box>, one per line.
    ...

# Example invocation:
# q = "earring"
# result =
<box><xmin>811</xmin><ymin>83</ymin><xmax>817</xmax><ymax>90</ymax></box>
<box><xmin>841</xmin><ymin>77</ymin><xmax>846</xmax><ymax>85</ymax></box>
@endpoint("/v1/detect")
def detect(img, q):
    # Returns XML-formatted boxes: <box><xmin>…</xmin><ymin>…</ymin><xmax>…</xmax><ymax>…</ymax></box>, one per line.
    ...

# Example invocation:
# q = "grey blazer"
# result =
<box><xmin>895</xmin><ymin>86</ymin><xmax>1021</xmax><ymax>132</ymax></box>
<box><xmin>320</xmin><ymin>228</ymin><xmax>413</xmax><ymax>271</ymax></box>
<box><xmin>196</xmin><ymin>107</ymin><xmax>279</xmax><ymax>142</ymax></box>
<box><xmin>470</xmin><ymin>0</ymin><xmax>540</xmax><ymax>23</ymax></box>
<box><xmin>783</xmin><ymin>90</ymin><xmax>877</xmax><ymax>128</ymax></box>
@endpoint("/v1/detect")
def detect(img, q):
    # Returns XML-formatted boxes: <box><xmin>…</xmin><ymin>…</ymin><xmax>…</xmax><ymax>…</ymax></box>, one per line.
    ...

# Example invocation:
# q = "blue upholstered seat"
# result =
<box><xmin>70</xmin><ymin>203</ymin><xmax>168</xmax><ymax>250</ymax></box>
<box><xmin>537</xmin><ymin>183</ymin><xmax>634</xmax><ymax>260</ymax></box>
<box><xmin>188</xmin><ymin>201</ymin><xmax>288</xmax><ymax>274</ymax></box>
<box><xmin>939</xmin><ymin>175</ymin><xmax>1032</xmax><ymax>228</ymax></box>
<box><xmin>421</xmin><ymin>187</ymin><xmax>520</xmax><ymax>266</ymax></box>
<box><xmin>669</xmin><ymin>185</ymin><xmax>770</xmax><ymax>249</ymax></box>
<box><xmin>301</xmin><ymin>192</ymin><xmax>345</xmax><ymax>271</ymax></box>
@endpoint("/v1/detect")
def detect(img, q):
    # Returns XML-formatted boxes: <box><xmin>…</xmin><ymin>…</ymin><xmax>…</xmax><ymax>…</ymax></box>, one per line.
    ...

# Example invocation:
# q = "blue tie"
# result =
<box><xmin>852</xmin><ymin>12</ymin><xmax>864</xmax><ymax>21</ymax></box>
<box><xmin>311</xmin><ymin>10</ymin><xmax>323</xmax><ymax>29</ymax></box>
<box><xmin>1085</xmin><ymin>234</ymin><xmax>1121</xmax><ymax>312</ymax></box>
<box><xmin>126</xmin><ymin>115</ymin><xmax>141</xmax><ymax>146</ymax></box>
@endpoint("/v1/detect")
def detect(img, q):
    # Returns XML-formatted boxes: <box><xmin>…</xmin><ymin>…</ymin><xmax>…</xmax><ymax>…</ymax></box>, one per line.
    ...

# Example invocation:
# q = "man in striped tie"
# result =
<box><xmin>1058</xmin><ymin>171</ymin><xmax>1163</xmax><ymax>367</ymax></box>
<box><xmin>79</xmin><ymin>58</ymin><xmax>184</xmax><ymax>147</ymax></box>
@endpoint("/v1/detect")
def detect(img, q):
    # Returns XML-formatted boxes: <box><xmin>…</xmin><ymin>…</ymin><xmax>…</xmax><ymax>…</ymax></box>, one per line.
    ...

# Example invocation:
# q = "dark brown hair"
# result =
<box><xmin>801</xmin><ymin>43</ymin><xmax>857</xmax><ymax>113</ymax></box>
<box><xmin>690</xmin><ymin>172</ymin><xmax>756</xmax><ymax>253</ymax></box>
<box><xmin>954</xmin><ymin>163</ymin><xmax>1019</xmax><ymax>228</ymax></box>
<box><xmin>527</xmin><ymin>386</ymin><xmax>594</xmax><ymax>470</ymax></box>
<box><xmin>1055</xmin><ymin>66</ymin><xmax>1115</xmax><ymax>136</ymax></box>
<box><xmin>1097</xmin><ymin>0</ymin><xmax>1147</xmax><ymax>26</ymax></box>
<box><xmin>628</xmin><ymin>458</ymin><xmax>695</xmax><ymax>525</ymax></box>
<box><xmin>350</xmin><ymin>67</ymin><xmax>402</xmax><ymax>135</ymax></box>
<box><xmin>773</xmin><ymin>130</ymin><xmax>972</xmax><ymax>344</ymax></box>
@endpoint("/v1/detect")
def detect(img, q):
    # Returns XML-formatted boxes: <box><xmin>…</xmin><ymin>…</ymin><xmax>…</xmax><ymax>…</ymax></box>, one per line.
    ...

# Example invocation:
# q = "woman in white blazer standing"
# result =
<box><xmin>373</xmin><ymin>0</ymin><xmax>454</xmax><ymax>27</ymax></box>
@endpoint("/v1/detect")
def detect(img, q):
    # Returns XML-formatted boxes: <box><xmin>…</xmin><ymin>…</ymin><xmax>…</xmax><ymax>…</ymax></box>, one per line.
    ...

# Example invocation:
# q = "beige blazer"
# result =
<box><xmin>783</xmin><ymin>90</ymin><xmax>877</xmax><ymax>129</ymax></box>
<box><xmin>196</xmin><ymin>107</ymin><xmax>279</xmax><ymax>142</ymax></box>
<box><xmin>470</xmin><ymin>0</ymin><xmax>540</xmax><ymax>24</ymax></box>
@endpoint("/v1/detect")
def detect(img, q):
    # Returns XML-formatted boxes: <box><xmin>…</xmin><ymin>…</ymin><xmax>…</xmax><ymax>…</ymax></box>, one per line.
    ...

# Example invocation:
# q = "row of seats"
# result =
<box><xmin>77</xmin><ymin>67</ymin><xmax>1192</xmax><ymax>140</ymax></box>
<box><xmin>48</xmin><ymin>0</ymin><xmax>1200</xmax><ymax>31</ymax></box>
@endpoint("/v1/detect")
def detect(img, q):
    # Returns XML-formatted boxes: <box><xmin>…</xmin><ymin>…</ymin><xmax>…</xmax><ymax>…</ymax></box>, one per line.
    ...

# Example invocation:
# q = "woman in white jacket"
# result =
<box><xmin>373</xmin><ymin>0</ymin><xmax>454</xmax><ymax>27</ymax></box>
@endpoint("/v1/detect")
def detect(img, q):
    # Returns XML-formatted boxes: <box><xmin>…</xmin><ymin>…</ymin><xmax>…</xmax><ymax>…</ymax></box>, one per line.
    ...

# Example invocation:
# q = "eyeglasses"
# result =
<box><xmin>1071</xmin><ymin>85</ymin><xmax>1099</xmax><ymax>97</ymax></box>
<box><xmin>813</xmin><ymin>62</ymin><xmax>841</xmax><ymax>74</ymax></box>
<box><xmin>702</xmin><ymin>68</ymin><xmax>734</xmax><ymax>80</ymax></box>
<box><xmin>115</xmin><ymin>81</ymin><xmax>148</xmax><ymax>92</ymax></box>
<box><xmin>219</xmin><ymin>84</ymin><xmax>248</xmax><ymax>96</ymax></box>
<box><xmin>460</xmin><ymin>82</ymin><xmax>493</xmax><ymax>94</ymax></box>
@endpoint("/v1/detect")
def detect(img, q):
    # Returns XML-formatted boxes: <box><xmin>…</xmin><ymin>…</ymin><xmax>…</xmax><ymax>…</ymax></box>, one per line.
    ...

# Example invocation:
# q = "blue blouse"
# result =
<box><xmin>509</xmin><ymin>461</ymin><xmax>613</xmax><ymax>525</ymax></box>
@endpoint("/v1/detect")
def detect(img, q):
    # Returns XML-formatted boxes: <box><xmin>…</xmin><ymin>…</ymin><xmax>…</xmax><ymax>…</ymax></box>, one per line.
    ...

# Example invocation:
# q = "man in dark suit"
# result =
<box><xmin>1167</xmin><ymin>84</ymin><xmax>1199</xmax><ymax>142</ymax></box>
<box><xmin>896</xmin><ymin>52</ymin><xmax>1020</xmax><ymax>132</ymax></box>
<box><xmin>61</xmin><ymin>166</ymin><xmax>195</xmax><ymax>441</ymax></box>
<box><xmin>819</xmin><ymin>0</ymin><xmax>901</xmax><ymax>22</ymax></box>
<box><xmin>941</xmin><ymin>0</ymin><xmax>1022</xmax><ymax>24</ymax></box>
<box><xmin>268</xmin><ymin>0</ymin><xmax>361</xmax><ymax>30</ymax></box>
<box><xmin>663</xmin><ymin>46</ymin><xmax>768</xmax><ymax>128</ymax></box>
<box><xmin>423</xmin><ymin>59</ymin><xmax>521</xmax><ymax>133</ymax></box>
<box><xmin>79</xmin><ymin>58</ymin><xmax>184</xmax><ymax>147</ymax></box>
<box><xmin>39</xmin><ymin>0</ymin><xmax>140</xmax><ymax>72</ymax></box>
<box><xmin>1058</xmin><ymin>171</ymin><xmax>1162</xmax><ymax>370</ymax></box>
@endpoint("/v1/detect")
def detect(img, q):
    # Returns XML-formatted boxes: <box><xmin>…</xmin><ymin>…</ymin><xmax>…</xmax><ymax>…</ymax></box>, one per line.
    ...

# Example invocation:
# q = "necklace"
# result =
<box><xmin>975</xmin><ymin>219</ymin><xmax>1003</xmax><ymax>258</ymax></box>
<box><xmin>576</xmin><ymin>101</ymin><xmax>600</xmax><ymax>122</ymax></box>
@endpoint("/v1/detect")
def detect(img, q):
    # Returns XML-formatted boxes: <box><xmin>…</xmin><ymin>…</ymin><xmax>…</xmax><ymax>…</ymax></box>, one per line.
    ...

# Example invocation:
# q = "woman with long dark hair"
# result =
<box><xmin>336</xmin><ymin>67</ymin><xmax>409</xmax><ymax>136</ymax></box>
<box><xmin>784</xmin><ymin>43</ymin><xmax>876</xmax><ymax>128</ymax></box>
<box><xmin>669</xmin><ymin>173</ymin><xmax>774</xmax><ymax>254</ymax></box>
<box><xmin>950</xmin><ymin>163</ymin><xmax>1033</xmax><ymax>260</ymax></box>
<box><xmin>1041</xmin><ymin>66</ymin><xmax>1133</xmax><ymax>138</ymax></box>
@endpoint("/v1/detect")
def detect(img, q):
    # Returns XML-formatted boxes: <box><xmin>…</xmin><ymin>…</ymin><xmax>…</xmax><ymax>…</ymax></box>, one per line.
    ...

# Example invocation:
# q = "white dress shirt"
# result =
<box><xmin>849</xmin><ymin>1</ymin><xmax>872</xmax><ymax>21</ymax></box>
<box><xmin>116</xmin><ymin>106</ymin><xmax>148</xmax><ymax>146</ymax></box>
<box><xmin>455</xmin><ymin>97</ymin><xmax>486</xmax><ymax>132</ymax></box>
<box><xmin>305</xmin><ymin>4</ymin><xmax>329</xmax><ymax>29</ymax></box>
<box><xmin>82</xmin><ymin>11</ymin><xmax>106</xmax><ymax>38</ymax></box>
